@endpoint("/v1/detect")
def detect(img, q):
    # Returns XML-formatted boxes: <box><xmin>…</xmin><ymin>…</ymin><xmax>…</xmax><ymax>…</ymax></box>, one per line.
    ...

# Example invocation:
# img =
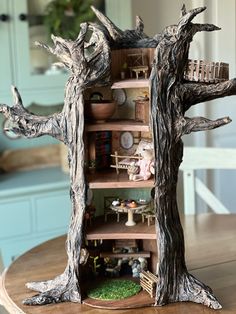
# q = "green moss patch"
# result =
<box><xmin>87</xmin><ymin>279</ymin><xmax>141</xmax><ymax>301</ymax></box>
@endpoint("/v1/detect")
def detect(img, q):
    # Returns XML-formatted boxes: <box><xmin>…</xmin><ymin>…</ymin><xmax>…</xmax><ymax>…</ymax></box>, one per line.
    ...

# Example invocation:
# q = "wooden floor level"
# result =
<box><xmin>86</xmin><ymin>217</ymin><xmax>156</xmax><ymax>240</ymax></box>
<box><xmin>1</xmin><ymin>214</ymin><xmax>236</xmax><ymax>313</ymax></box>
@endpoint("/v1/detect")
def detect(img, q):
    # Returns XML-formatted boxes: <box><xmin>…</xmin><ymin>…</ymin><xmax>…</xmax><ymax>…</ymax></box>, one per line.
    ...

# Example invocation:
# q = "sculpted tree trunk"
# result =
<box><xmin>0</xmin><ymin>23</ymin><xmax>110</xmax><ymax>305</ymax></box>
<box><xmin>149</xmin><ymin>6</ymin><xmax>232</xmax><ymax>309</ymax></box>
<box><xmin>1</xmin><ymin>4</ymin><xmax>236</xmax><ymax>309</ymax></box>
<box><xmin>92</xmin><ymin>4</ymin><xmax>236</xmax><ymax>309</ymax></box>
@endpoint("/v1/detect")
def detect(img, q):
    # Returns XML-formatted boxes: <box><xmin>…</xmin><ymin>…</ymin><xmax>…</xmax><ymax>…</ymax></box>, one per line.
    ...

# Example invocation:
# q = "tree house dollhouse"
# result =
<box><xmin>1</xmin><ymin>4</ymin><xmax>235</xmax><ymax>311</ymax></box>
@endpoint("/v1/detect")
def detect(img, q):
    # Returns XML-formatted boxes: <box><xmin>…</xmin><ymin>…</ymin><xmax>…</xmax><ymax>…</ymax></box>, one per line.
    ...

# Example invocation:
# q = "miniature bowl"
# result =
<box><xmin>85</xmin><ymin>100</ymin><xmax>117</xmax><ymax>123</ymax></box>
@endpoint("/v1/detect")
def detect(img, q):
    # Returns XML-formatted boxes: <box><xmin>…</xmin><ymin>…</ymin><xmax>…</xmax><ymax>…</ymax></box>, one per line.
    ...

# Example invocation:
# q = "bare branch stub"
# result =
<box><xmin>91</xmin><ymin>5</ymin><xmax>158</xmax><ymax>48</ymax></box>
<box><xmin>176</xmin><ymin>116</ymin><xmax>232</xmax><ymax>137</ymax></box>
<box><xmin>0</xmin><ymin>86</ymin><xmax>63</xmax><ymax>141</ymax></box>
<box><xmin>183</xmin><ymin>79</ymin><xmax>236</xmax><ymax>110</ymax></box>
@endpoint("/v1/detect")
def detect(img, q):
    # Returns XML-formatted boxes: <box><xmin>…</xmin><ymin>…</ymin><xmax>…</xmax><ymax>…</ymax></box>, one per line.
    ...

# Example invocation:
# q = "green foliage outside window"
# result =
<box><xmin>43</xmin><ymin>0</ymin><xmax>103</xmax><ymax>40</ymax></box>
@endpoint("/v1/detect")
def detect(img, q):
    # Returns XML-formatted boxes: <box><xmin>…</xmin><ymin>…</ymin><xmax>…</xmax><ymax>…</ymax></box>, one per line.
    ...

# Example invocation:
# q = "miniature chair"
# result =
<box><xmin>84</xmin><ymin>205</ymin><xmax>96</xmax><ymax>227</ymax></box>
<box><xmin>142</xmin><ymin>212</ymin><xmax>155</xmax><ymax>226</ymax></box>
<box><xmin>141</xmin><ymin>205</ymin><xmax>155</xmax><ymax>226</ymax></box>
<box><xmin>127</xmin><ymin>53</ymin><xmax>149</xmax><ymax>79</ymax></box>
<box><xmin>104</xmin><ymin>196</ymin><xmax>120</xmax><ymax>222</ymax></box>
<box><xmin>180</xmin><ymin>147</ymin><xmax>236</xmax><ymax>215</ymax></box>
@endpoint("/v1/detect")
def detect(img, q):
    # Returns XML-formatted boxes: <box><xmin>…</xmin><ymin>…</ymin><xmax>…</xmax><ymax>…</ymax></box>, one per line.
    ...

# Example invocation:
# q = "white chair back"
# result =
<box><xmin>180</xmin><ymin>147</ymin><xmax>236</xmax><ymax>214</ymax></box>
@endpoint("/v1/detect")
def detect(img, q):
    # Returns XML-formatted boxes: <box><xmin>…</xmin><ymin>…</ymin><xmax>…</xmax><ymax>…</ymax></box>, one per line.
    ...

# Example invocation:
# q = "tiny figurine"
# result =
<box><xmin>129</xmin><ymin>257</ymin><xmax>148</xmax><ymax>278</ymax></box>
<box><xmin>104</xmin><ymin>258</ymin><xmax>123</xmax><ymax>277</ymax></box>
<box><xmin>131</xmin><ymin>148</ymin><xmax>154</xmax><ymax>181</ymax></box>
<box><xmin>127</xmin><ymin>161</ymin><xmax>139</xmax><ymax>180</ymax></box>
<box><xmin>111</xmin><ymin>139</ymin><xmax>155</xmax><ymax>181</ymax></box>
<box><xmin>134</xmin><ymin>139</ymin><xmax>154</xmax><ymax>155</ymax></box>
<box><xmin>79</xmin><ymin>248</ymin><xmax>90</xmax><ymax>266</ymax></box>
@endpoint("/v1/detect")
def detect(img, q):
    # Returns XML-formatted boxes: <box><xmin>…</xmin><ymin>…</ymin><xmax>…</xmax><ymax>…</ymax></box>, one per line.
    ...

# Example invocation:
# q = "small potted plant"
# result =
<box><xmin>121</xmin><ymin>62</ymin><xmax>128</xmax><ymax>79</ymax></box>
<box><xmin>88</xmin><ymin>159</ymin><xmax>96</xmax><ymax>173</ymax></box>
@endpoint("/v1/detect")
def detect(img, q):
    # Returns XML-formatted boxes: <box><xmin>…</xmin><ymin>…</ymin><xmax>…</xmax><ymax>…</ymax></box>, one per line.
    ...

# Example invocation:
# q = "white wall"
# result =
<box><xmin>131</xmin><ymin>0</ymin><xmax>192</xmax><ymax>36</ymax></box>
<box><xmin>105</xmin><ymin>0</ymin><xmax>132</xmax><ymax>29</ymax></box>
<box><xmin>130</xmin><ymin>0</ymin><xmax>208</xmax><ymax>147</ymax></box>
<box><xmin>130</xmin><ymin>0</ymin><xmax>236</xmax><ymax>213</ymax></box>
<box><xmin>203</xmin><ymin>0</ymin><xmax>236</xmax><ymax>213</ymax></box>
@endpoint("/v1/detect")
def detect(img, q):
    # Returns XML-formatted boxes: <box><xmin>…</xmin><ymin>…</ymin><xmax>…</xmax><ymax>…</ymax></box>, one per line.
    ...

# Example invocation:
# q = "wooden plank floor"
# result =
<box><xmin>86</xmin><ymin>217</ymin><xmax>156</xmax><ymax>239</ymax></box>
<box><xmin>1</xmin><ymin>213</ymin><xmax>236</xmax><ymax>313</ymax></box>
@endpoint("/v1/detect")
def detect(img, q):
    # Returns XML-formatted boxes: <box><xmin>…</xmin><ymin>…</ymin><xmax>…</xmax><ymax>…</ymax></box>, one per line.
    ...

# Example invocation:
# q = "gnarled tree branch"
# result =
<box><xmin>36</xmin><ymin>24</ymin><xmax>88</xmax><ymax>74</ymax></box>
<box><xmin>193</xmin><ymin>23</ymin><xmax>220</xmax><ymax>34</ymax></box>
<box><xmin>176</xmin><ymin>116</ymin><xmax>232</xmax><ymax>138</ymax></box>
<box><xmin>136</xmin><ymin>16</ymin><xmax>145</xmax><ymax>33</ymax></box>
<box><xmin>177</xmin><ymin>6</ymin><xmax>206</xmax><ymax>34</ymax></box>
<box><xmin>183</xmin><ymin>79</ymin><xmax>236</xmax><ymax>111</ymax></box>
<box><xmin>180</xmin><ymin>4</ymin><xmax>187</xmax><ymax>17</ymax></box>
<box><xmin>91</xmin><ymin>5</ymin><xmax>158</xmax><ymax>48</ymax></box>
<box><xmin>91</xmin><ymin>5</ymin><xmax>122</xmax><ymax>41</ymax></box>
<box><xmin>0</xmin><ymin>86</ymin><xmax>63</xmax><ymax>141</ymax></box>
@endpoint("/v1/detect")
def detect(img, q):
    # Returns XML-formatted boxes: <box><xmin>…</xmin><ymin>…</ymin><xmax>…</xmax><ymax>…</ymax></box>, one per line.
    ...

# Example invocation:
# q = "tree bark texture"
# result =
<box><xmin>0</xmin><ymin>4</ymin><xmax>235</xmax><ymax>309</ymax></box>
<box><xmin>1</xmin><ymin>23</ymin><xmax>110</xmax><ymax>305</ymax></box>
<box><xmin>149</xmin><ymin>6</ymin><xmax>231</xmax><ymax>309</ymax></box>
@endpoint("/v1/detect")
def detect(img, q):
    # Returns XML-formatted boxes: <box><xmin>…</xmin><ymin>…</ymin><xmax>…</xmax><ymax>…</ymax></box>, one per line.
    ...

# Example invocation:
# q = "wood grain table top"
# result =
<box><xmin>1</xmin><ymin>213</ymin><xmax>236</xmax><ymax>313</ymax></box>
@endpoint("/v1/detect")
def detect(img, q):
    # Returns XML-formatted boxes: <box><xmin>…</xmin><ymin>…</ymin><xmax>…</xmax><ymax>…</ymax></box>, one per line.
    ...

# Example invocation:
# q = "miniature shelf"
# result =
<box><xmin>100</xmin><ymin>251</ymin><xmax>151</xmax><ymax>258</ymax></box>
<box><xmin>86</xmin><ymin>218</ymin><xmax>156</xmax><ymax>240</ymax></box>
<box><xmin>87</xmin><ymin>170</ymin><xmax>154</xmax><ymax>189</ymax></box>
<box><xmin>85</xmin><ymin>119</ymin><xmax>150</xmax><ymax>132</ymax></box>
<box><xmin>111</xmin><ymin>79</ymin><xmax>149</xmax><ymax>89</ymax></box>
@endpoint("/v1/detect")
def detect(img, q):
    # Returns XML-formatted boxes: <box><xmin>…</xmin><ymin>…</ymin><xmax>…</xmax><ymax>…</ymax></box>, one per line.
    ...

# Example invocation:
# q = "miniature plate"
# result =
<box><xmin>112</xmin><ymin>88</ymin><xmax>126</xmax><ymax>106</ymax></box>
<box><xmin>120</xmin><ymin>131</ymin><xmax>134</xmax><ymax>149</ymax></box>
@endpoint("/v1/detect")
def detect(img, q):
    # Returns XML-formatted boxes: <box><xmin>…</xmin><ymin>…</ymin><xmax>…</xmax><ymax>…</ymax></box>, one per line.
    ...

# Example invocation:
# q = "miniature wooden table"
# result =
<box><xmin>129</xmin><ymin>66</ymin><xmax>149</xmax><ymax>79</ymax></box>
<box><xmin>1</xmin><ymin>213</ymin><xmax>236</xmax><ymax>314</ymax></box>
<box><xmin>110</xmin><ymin>204</ymin><xmax>147</xmax><ymax>226</ymax></box>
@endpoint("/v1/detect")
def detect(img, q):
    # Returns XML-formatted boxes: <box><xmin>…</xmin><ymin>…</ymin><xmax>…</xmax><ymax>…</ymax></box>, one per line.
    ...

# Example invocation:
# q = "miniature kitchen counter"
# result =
<box><xmin>1</xmin><ymin>213</ymin><xmax>236</xmax><ymax>313</ymax></box>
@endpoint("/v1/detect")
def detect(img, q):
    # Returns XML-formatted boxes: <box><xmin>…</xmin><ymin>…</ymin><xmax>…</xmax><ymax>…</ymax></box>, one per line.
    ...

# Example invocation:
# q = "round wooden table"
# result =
<box><xmin>110</xmin><ymin>204</ymin><xmax>147</xmax><ymax>226</ymax></box>
<box><xmin>1</xmin><ymin>213</ymin><xmax>236</xmax><ymax>314</ymax></box>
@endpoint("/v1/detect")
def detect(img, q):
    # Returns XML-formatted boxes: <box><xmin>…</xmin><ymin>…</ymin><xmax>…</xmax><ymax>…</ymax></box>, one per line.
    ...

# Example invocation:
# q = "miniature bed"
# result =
<box><xmin>110</xmin><ymin>152</ymin><xmax>142</xmax><ymax>174</ymax></box>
